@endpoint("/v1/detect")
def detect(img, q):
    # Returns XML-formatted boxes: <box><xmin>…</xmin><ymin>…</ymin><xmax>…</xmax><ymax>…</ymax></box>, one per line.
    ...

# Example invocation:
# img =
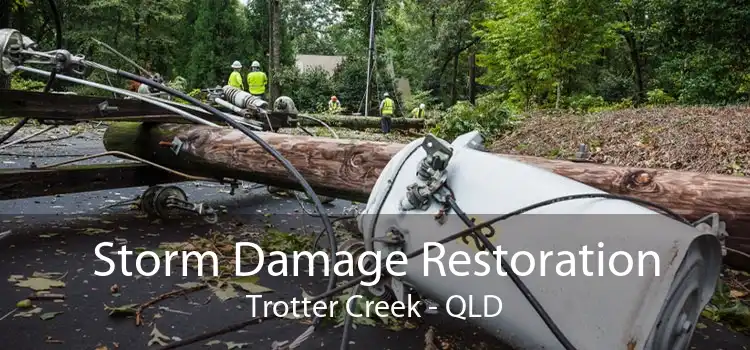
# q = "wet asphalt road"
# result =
<box><xmin>0</xmin><ymin>125</ymin><xmax>748</xmax><ymax>350</ymax></box>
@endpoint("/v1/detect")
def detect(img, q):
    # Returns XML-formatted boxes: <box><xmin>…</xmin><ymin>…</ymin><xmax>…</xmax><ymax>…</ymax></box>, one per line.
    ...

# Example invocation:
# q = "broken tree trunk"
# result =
<box><xmin>300</xmin><ymin>114</ymin><xmax>434</xmax><ymax>131</ymax></box>
<box><xmin>103</xmin><ymin>122</ymin><xmax>750</xmax><ymax>266</ymax></box>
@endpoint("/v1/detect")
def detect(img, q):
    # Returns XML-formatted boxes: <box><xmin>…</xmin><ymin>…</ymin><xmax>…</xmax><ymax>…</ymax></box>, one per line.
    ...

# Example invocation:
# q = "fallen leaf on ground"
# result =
<box><xmin>16</xmin><ymin>299</ymin><xmax>32</xmax><ymax>308</ymax></box>
<box><xmin>14</xmin><ymin>307</ymin><xmax>42</xmax><ymax>317</ymax></box>
<box><xmin>730</xmin><ymin>289</ymin><xmax>748</xmax><ymax>298</ymax></box>
<box><xmin>148</xmin><ymin>326</ymin><xmax>171</xmax><ymax>347</ymax></box>
<box><xmin>80</xmin><ymin>228</ymin><xmax>113</xmax><ymax>236</ymax></box>
<box><xmin>176</xmin><ymin>282</ymin><xmax>204</xmax><ymax>289</ymax></box>
<box><xmin>32</xmin><ymin>271</ymin><xmax>66</xmax><ymax>279</ymax></box>
<box><xmin>15</xmin><ymin>277</ymin><xmax>65</xmax><ymax>291</ymax></box>
<box><xmin>205</xmin><ymin>340</ymin><xmax>221</xmax><ymax>346</ymax></box>
<box><xmin>39</xmin><ymin>233</ymin><xmax>59</xmax><ymax>238</ymax></box>
<box><xmin>40</xmin><ymin>311</ymin><xmax>63</xmax><ymax>320</ymax></box>
<box><xmin>225</xmin><ymin>342</ymin><xmax>249</xmax><ymax>349</ymax></box>
<box><xmin>94</xmin><ymin>346</ymin><xmax>109</xmax><ymax>350</ymax></box>
<box><xmin>696</xmin><ymin>322</ymin><xmax>707</xmax><ymax>329</ymax></box>
<box><xmin>210</xmin><ymin>283</ymin><xmax>239</xmax><ymax>302</ymax></box>
<box><xmin>104</xmin><ymin>303</ymin><xmax>138</xmax><ymax>316</ymax></box>
<box><xmin>231</xmin><ymin>276</ymin><xmax>273</xmax><ymax>294</ymax></box>
<box><xmin>7</xmin><ymin>274</ymin><xmax>24</xmax><ymax>282</ymax></box>
<box><xmin>44</xmin><ymin>336</ymin><xmax>63</xmax><ymax>344</ymax></box>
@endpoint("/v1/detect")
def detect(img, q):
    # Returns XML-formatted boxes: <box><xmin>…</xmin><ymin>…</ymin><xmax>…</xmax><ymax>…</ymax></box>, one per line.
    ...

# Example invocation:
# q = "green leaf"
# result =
<box><xmin>176</xmin><ymin>282</ymin><xmax>205</xmax><ymax>289</ymax></box>
<box><xmin>210</xmin><ymin>283</ymin><xmax>239</xmax><ymax>302</ymax></box>
<box><xmin>15</xmin><ymin>277</ymin><xmax>65</xmax><ymax>291</ymax></box>
<box><xmin>14</xmin><ymin>307</ymin><xmax>42</xmax><ymax>317</ymax></box>
<box><xmin>231</xmin><ymin>276</ymin><xmax>273</xmax><ymax>294</ymax></box>
<box><xmin>40</xmin><ymin>311</ymin><xmax>63</xmax><ymax>320</ymax></box>
<box><xmin>79</xmin><ymin>228</ymin><xmax>113</xmax><ymax>236</ymax></box>
<box><xmin>148</xmin><ymin>326</ymin><xmax>170</xmax><ymax>347</ymax></box>
<box><xmin>104</xmin><ymin>303</ymin><xmax>139</xmax><ymax>316</ymax></box>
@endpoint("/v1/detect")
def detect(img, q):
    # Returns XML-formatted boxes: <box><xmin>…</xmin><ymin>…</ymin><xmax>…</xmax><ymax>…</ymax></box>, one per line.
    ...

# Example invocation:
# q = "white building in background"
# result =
<box><xmin>295</xmin><ymin>55</ymin><xmax>345</xmax><ymax>76</ymax></box>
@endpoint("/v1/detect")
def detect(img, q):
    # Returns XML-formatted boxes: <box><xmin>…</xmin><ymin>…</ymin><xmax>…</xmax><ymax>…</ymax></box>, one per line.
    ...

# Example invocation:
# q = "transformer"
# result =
<box><xmin>358</xmin><ymin>131</ymin><xmax>723</xmax><ymax>350</ymax></box>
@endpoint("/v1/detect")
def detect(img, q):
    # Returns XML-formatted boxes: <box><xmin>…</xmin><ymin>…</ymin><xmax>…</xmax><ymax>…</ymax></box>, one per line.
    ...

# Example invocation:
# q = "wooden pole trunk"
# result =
<box><xmin>300</xmin><ymin>114</ymin><xmax>433</xmax><ymax>131</ymax></box>
<box><xmin>103</xmin><ymin>122</ymin><xmax>750</xmax><ymax>265</ymax></box>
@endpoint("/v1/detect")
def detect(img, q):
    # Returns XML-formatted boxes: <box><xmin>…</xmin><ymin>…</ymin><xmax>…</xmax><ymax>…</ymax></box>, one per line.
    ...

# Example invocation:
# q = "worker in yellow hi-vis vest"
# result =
<box><xmin>410</xmin><ymin>103</ymin><xmax>426</xmax><ymax>118</ymax></box>
<box><xmin>227</xmin><ymin>61</ymin><xmax>243</xmax><ymax>90</ymax></box>
<box><xmin>379</xmin><ymin>92</ymin><xmax>394</xmax><ymax>133</ymax></box>
<box><xmin>246</xmin><ymin>60</ymin><xmax>268</xmax><ymax>99</ymax></box>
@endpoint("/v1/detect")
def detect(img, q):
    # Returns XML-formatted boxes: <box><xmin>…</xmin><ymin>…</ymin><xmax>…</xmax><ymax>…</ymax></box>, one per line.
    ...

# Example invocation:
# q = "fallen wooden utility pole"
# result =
<box><xmin>103</xmin><ymin>122</ymin><xmax>750</xmax><ymax>265</ymax></box>
<box><xmin>301</xmin><ymin>114</ymin><xmax>434</xmax><ymax>131</ymax></box>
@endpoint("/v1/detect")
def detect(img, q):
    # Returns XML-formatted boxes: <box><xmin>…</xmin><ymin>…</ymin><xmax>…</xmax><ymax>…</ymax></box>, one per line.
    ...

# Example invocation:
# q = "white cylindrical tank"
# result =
<box><xmin>358</xmin><ymin>131</ymin><xmax>722</xmax><ymax>350</ymax></box>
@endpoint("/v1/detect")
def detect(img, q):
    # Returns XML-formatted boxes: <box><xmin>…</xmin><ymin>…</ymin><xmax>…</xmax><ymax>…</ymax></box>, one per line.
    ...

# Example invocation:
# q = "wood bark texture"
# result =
<box><xmin>103</xmin><ymin>122</ymin><xmax>750</xmax><ymax>265</ymax></box>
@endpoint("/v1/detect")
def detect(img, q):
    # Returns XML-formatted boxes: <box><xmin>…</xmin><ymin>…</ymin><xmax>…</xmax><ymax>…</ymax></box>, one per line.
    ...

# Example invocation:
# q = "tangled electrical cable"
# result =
<box><xmin>3</xmin><ymin>0</ymin><xmax>340</xmax><ymax>337</ymax></box>
<box><xmin>159</xmin><ymin>191</ymin><xmax>692</xmax><ymax>350</ymax></box>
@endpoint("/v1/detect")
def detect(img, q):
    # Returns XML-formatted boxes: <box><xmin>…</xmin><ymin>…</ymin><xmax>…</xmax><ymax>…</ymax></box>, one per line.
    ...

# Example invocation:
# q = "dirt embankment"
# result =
<box><xmin>490</xmin><ymin>106</ymin><xmax>750</xmax><ymax>175</ymax></box>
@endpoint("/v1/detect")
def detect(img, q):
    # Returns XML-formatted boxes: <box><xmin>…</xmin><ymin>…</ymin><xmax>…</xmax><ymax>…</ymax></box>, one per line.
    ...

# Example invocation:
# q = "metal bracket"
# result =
<box><xmin>692</xmin><ymin>213</ymin><xmax>728</xmax><ymax>256</ymax></box>
<box><xmin>169</xmin><ymin>137</ymin><xmax>183</xmax><ymax>155</ymax></box>
<box><xmin>98</xmin><ymin>101</ymin><xmax>119</xmax><ymax>116</ymax></box>
<box><xmin>399</xmin><ymin>134</ymin><xmax>455</xmax><ymax>212</ymax></box>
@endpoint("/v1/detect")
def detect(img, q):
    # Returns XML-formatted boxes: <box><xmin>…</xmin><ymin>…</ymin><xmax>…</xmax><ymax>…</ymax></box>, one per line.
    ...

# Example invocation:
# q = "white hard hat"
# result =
<box><xmin>251</xmin><ymin>61</ymin><xmax>260</xmax><ymax>68</ymax></box>
<box><xmin>383</xmin><ymin>92</ymin><xmax>389</xmax><ymax>97</ymax></box>
<box><xmin>231</xmin><ymin>61</ymin><xmax>242</xmax><ymax>69</ymax></box>
<box><xmin>420</xmin><ymin>103</ymin><xmax>425</xmax><ymax>109</ymax></box>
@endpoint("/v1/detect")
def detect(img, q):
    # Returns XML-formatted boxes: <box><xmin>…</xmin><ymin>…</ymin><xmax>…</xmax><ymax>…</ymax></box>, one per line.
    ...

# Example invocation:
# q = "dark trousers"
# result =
<box><xmin>381</xmin><ymin>116</ymin><xmax>392</xmax><ymax>133</ymax></box>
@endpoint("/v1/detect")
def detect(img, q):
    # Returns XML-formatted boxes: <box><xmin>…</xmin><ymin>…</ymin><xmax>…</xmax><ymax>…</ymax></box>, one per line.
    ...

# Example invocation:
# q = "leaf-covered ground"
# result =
<box><xmin>2</xmin><ymin>121</ymin><xmax>750</xmax><ymax>349</ymax></box>
<box><xmin>489</xmin><ymin>106</ymin><xmax>750</xmax><ymax>175</ymax></box>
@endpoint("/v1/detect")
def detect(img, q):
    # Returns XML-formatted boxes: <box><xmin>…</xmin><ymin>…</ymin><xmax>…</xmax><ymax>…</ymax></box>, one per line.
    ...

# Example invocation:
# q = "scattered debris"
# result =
<box><xmin>231</xmin><ymin>276</ymin><xmax>273</xmax><ymax>294</ymax></box>
<box><xmin>14</xmin><ymin>276</ymin><xmax>66</xmax><ymax>291</ymax></box>
<box><xmin>44</xmin><ymin>336</ymin><xmax>64</xmax><ymax>344</ymax></box>
<box><xmin>424</xmin><ymin>327</ymin><xmax>439</xmax><ymax>350</ymax></box>
<box><xmin>16</xmin><ymin>299</ymin><xmax>32</xmax><ymax>308</ymax></box>
<box><xmin>157</xmin><ymin>306</ymin><xmax>192</xmax><ymax>316</ymax></box>
<box><xmin>176</xmin><ymin>282</ymin><xmax>204</xmax><ymax>289</ymax></box>
<box><xmin>14</xmin><ymin>307</ymin><xmax>42</xmax><ymax>318</ymax></box>
<box><xmin>225</xmin><ymin>341</ymin><xmax>249</xmax><ymax>349</ymax></box>
<box><xmin>26</xmin><ymin>291</ymin><xmax>66</xmax><ymax>300</ymax></box>
<box><xmin>135</xmin><ymin>283</ymin><xmax>207</xmax><ymax>325</ymax></box>
<box><xmin>105</xmin><ymin>303</ymin><xmax>138</xmax><ymax>317</ymax></box>
<box><xmin>40</xmin><ymin>311</ymin><xmax>63</xmax><ymax>320</ymax></box>
<box><xmin>209</xmin><ymin>282</ymin><xmax>239</xmax><ymax>302</ymax></box>
<box><xmin>80</xmin><ymin>227</ymin><xmax>113</xmax><ymax>235</ymax></box>
<box><xmin>110</xmin><ymin>284</ymin><xmax>119</xmax><ymax>294</ymax></box>
<box><xmin>148</xmin><ymin>326</ymin><xmax>171</xmax><ymax>347</ymax></box>
<box><xmin>701</xmin><ymin>277</ymin><xmax>750</xmax><ymax>334</ymax></box>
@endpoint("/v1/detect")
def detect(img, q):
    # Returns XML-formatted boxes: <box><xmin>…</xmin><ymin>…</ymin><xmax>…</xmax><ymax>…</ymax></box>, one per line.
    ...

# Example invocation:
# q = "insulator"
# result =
<box><xmin>222</xmin><ymin>85</ymin><xmax>268</xmax><ymax>110</ymax></box>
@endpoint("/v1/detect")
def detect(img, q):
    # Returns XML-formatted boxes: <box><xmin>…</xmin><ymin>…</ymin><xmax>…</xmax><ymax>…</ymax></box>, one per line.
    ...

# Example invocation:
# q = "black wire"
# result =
<box><xmin>0</xmin><ymin>118</ymin><xmax>30</xmax><ymax>144</ymax></box>
<box><xmin>447</xmin><ymin>194</ymin><xmax>573</xmax><ymax>348</ymax></box>
<box><xmin>164</xmin><ymin>192</ymin><xmax>690</xmax><ymax>350</ymax></box>
<box><xmin>118</xmin><ymin>71</ymin><xmax>339</xmax><ymax>328</ymax></box>
<box><xmin>338</xmin><ymin>192</ymin><xmax>690</xmax><ymax>350</ymax></box>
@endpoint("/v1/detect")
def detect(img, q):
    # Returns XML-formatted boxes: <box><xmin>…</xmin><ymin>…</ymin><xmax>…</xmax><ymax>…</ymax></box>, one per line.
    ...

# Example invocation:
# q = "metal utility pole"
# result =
<box><xmin>364</xmin><ymin>0</ymin><xmax>376</xmax><ymax>117</ymax></box>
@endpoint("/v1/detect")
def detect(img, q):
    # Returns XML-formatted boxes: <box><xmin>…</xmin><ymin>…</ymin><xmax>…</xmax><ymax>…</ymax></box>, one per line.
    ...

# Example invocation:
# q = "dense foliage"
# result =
<box><xmin>3</xmin><ymin>0</ymin><xmax>750</xmax><ymax>136</ymax></box>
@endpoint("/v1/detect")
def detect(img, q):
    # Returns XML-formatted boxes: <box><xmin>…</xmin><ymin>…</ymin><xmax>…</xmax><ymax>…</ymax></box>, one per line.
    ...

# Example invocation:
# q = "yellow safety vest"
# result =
<box><xmin>246</xmin><ymin>71</ymin><xmax>268</xmax><ymax>95</ymax></box>
<box><xmin>381</xmin><ymin>98</ymin><xmax>394</xmax><ymax>116</ymax></box>
<box><xmin>228</xmin><ymin>71</ymin><xmax>243</xmax><ymax>90</ymax></box>
<box><xmin>411</xmin><ymin>107</ymin><xmax>424</xmax><ymax>118</ymax></box>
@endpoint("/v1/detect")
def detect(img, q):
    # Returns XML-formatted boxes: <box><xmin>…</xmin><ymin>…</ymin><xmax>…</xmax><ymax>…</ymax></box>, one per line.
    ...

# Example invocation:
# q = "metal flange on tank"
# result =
<box><xmin>140</xmin><ymin>185</ymin><xmax>218</xmax><ymax>224</ymax></box>
<box><xmin>357</xmin><ymin>130</ymin><xmax>723</xmax><ymax>350</ymax></box>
